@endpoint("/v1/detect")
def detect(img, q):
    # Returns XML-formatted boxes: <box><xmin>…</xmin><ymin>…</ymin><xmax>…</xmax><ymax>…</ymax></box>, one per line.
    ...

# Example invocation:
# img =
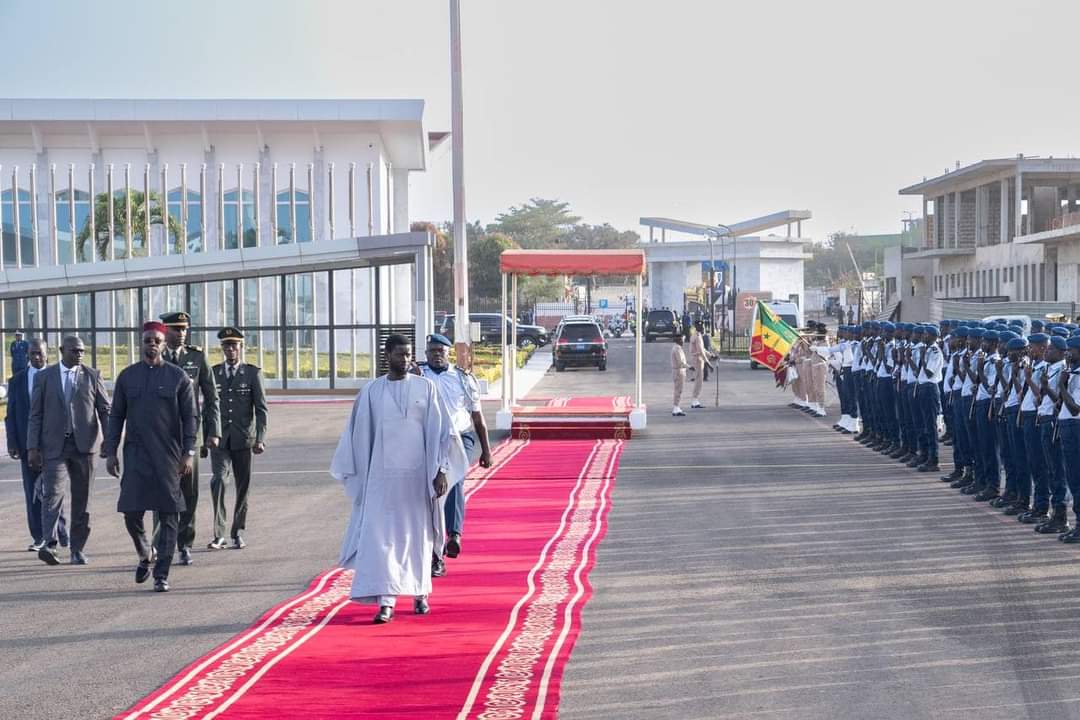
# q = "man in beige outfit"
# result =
<box><xmin>688</xmin><ymin>321</ymin><xmax>711</xmax><ymax>409</ymax></box>
<box><xmin>671</xmin><ymin>335</ymin><xmax>689</xmax><ymax>416</ymax></box>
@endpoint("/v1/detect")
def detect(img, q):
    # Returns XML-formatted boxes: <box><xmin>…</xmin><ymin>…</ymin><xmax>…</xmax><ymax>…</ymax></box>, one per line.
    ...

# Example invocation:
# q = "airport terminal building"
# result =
<box><xmin>0</xmin><ymin>98</ymin><xmax>438</xmax><ymax>387</ymax></box>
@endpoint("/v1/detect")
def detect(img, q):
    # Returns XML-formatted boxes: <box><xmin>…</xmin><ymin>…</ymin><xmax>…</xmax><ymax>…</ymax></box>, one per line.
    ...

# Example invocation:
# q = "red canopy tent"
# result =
<box><xmin>496</xmin><ymin>249</ymin><xmax>648</xmax><ymax>430</ymax></box>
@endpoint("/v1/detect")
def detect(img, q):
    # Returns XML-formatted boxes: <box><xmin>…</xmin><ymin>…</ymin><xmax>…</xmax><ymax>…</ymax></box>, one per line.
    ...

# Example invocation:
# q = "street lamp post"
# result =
<box><xmin>449</xmin><ymin>0</ymin><xmax>471</xmax><ymax>368</ymax></box>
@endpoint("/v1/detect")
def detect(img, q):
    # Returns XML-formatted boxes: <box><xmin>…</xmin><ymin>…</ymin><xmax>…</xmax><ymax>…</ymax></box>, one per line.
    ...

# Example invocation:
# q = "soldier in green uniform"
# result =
<box><xmin>157</xmin><ymin>311</ymin><xmax>221</xmax><ymax>565</ymax></box>
<box><xmin>207</xmin><ymin>327</ymin><xmax>267</xmax><ymax>550</ymax></box>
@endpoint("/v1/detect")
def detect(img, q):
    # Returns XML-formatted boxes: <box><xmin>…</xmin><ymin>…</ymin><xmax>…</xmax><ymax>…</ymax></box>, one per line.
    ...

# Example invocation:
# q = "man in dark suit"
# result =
<box><xmin>28</xmin><ymin>335</ymin><xmax>110</xmax><ymax>566</ymax></box>
<box><xmin>5</xmin><ymin>338</ymin><xmax>67</xmax><ymax>551</ymax></box>
<box><xmin>158</xmin><ymin>311</ymin><xmax>220</xmax><ymax>566</ymax></box>
<box><xmin>105</xmin><ymin>321</ymin><xmax>198</xmax><ymax>593</ymax></box>
<box><xmin>208</xmin><ymin>327</ymin><xmax>267</xmax><ymax>550</ymax></box>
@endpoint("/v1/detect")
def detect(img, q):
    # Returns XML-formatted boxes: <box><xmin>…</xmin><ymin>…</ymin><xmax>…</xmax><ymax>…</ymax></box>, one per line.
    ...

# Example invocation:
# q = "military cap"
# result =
<box><xmin>1051</xmin><ymin>335</ymin><xmax>1069</xmax><ymax>351</ymax></box>
<box><xmin>217</xmin><ymin>326</ymin><xmax>245</xmax><ymax>342</ymax></box>
<box><xmin>1028</xmin><ymin>333</ymin><xmax>1050</xmax><ymax>344</ymax></box>
<box><xmin>1067</xmin><ymin>336</ymin><xmax>1080</xmax><ymax>349</ymax></box>
<box><xmin>160</xmin><ymin>311</ymin><xmax>191</xmax><ymax>327</ymax></box>
<box><xmin>1052</xmin><ymin>327</ymin><xmax>1070</xmax><ymax>337</ymax></box>
<box><xmin>1005</xmin><ymin>336</ymin><xmax>1028</xmax><ymax>351</ymax></box>
<box><xmin>426</xmin><ymin>332</ymin><xmax>453</xmax><ymax>348</ymax></box>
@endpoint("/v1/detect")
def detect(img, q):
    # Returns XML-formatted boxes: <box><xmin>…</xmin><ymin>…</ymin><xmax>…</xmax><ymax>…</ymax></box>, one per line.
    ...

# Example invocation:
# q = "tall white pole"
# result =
<box><xmin>450</xmin><ymin>0</ymin><xmax>471</xmax><ymax>368</ymax></box>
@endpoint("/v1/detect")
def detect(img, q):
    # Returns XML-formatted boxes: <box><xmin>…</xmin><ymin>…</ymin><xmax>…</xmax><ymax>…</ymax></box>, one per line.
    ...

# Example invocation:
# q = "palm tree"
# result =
<box><xmin>75</xmin><ymin>190</ymin><xmax>182</xmax><ymax>262</ymax></box>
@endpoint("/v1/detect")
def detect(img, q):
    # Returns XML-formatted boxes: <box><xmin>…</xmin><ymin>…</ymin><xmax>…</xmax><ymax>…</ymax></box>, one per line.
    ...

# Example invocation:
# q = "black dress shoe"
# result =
<box><xmin>178</xmin><ymin>548</ymin><xmax>193</xmax><ymax>566</ymax></box>
<box><xmin>38</xmin><ymin>546</ymin><xmax>60</xmax><ymax>566</ymax></box>
<box><xmin>374</xmin><ymin>606</ymin><xmax>394</xmax><ymax>624</ymax></box>
<box><xmin>154</xmin><ymin>578</ymin><xmax>170</xmax><ymax>592</ymax></box>
<box><xmin>414</xmin><ymin>596</ymin><xmax>430</xmax><ymax>615</ymax></box>
<box><xmin>135</xmin><ymin>561</ymin><xmax>152</xmax><ymax>584</ymax></box>
<box><xmin>445</xmin><ymin>533</ymin><xmax>461</xmax><ymax>559</ymax></box>
<box><xmin>1020</xmin><ymin>507</ymin><xmax>1049</xmax><ymax>524</ymax></box>
<box><xmin>431</xmin><ymin>555</ymin><xmax>446</xmax><ymax>578</ymax></box>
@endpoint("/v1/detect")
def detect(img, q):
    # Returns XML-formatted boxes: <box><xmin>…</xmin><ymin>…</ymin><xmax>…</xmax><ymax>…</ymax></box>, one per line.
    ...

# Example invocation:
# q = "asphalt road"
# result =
<box><xmin>5</xmin><ymin>338</ymin><xmax>1080</xmax><ymax>719</ymax></box>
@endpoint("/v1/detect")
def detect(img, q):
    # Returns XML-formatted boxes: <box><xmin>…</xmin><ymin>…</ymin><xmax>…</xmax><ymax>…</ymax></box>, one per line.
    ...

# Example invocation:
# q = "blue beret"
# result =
<box><xmin>1051</xmin><ymin>335</ymin><xmax>1068</xmax><ymax>350</ymax></box>
<box><xmin>955</xmin><ymin>327</ymin><xmax>969</xmax><ymax>337</ymax></box>
<box><xmin>1028</xmin><ymin>333</ymin><xmax>1050</xmax><ymax>344</ymax></box>
<box><xmin>1005</xmin><ymin>337</ymin><xmax>1028</xmax><ymax>351</ymax></box>
<box><xmin>1052</xmin><ymin>327</ymin><xmax>1070</xmax><ymax>337</ymax></box>
<box><xmin>1068</xmin><ymin>336</ymin><xmax>1080</xmax><ymax>349</ymax></box>
<box><xmin>924</xmin><ymin>326</ymin><xmax>940</xmax><ymax>338</ymax></box>
<box><xmin>426</xmin><ymin>332</ymin><xmax>453</xmax><ymax>347</ymax></box>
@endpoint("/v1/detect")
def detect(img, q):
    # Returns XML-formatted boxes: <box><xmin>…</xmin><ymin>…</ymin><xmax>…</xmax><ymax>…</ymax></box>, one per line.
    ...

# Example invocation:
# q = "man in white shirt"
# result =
<box><xmin>1018</xmin><ymin>333</ymin><xmax>1050</xmax><ymax>525</ymax></box>
<box><xmin>908</xmin><ymin>325</ymin><xmax>941</xmax><ymax>472</ymax></box>
<box><xmin>1056</xmin><ymin>335</ymin><xmax>1080</xmax><ymax>542</ymax></box>
<box><xmin>419</xmin><ymin>333</ymin><xmax>492</xmax><ymax>576</ymax></box>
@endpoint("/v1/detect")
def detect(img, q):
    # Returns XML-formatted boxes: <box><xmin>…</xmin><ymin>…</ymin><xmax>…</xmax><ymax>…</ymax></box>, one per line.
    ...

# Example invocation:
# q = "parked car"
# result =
<box><xmin>439</xmin><ymin>313</ymin><xmax>549</xmax><ymax>349</ymax></box>
<box><xmin>552</xmin><ymin>319</ymin><xmax>607</xmax><ymax>372</ymax></box>
<box><xmin>644</xmin><ymin>309</ymin><xmax>680</xmax><ymax>342</ymax></box>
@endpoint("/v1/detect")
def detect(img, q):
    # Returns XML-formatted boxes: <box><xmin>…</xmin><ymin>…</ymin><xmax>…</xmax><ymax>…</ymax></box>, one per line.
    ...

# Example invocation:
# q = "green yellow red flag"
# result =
<box><xmin>749</xmin><ymin>300</ymin><xmax>800</xmax><ymax>370</ymax></box>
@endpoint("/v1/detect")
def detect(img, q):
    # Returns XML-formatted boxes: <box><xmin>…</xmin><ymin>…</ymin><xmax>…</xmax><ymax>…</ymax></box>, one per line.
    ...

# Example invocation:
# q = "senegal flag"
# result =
<box><xmin>750</xmin><ymin>300</ymin><xmax>800</xmax><ymax>371</ymax></box>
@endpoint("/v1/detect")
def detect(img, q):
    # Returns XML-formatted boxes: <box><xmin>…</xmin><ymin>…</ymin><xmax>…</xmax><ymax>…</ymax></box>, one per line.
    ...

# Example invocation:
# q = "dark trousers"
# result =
<box><xmin>1060</xmin><ymin>420</ymin><xmax>1080</xmax><ymax>519</ymax></box>
<box><xmin>445</xmin><ymin>431</ymin><xmax>482</xmax><ymax>538</ymax></box>
<box><xmin>974</xmin><ymin>399</ymin><xmax>999</xmax><ymax>491</ymax></box>
<box><xmin>125</xmin><ymin>511</ymin><xmax>177</xmax><ymax>580</ymax></box>
<box><xmin>1023</xmin><ymin>412</ymin><xmax>1049</xmax><ymax>509</ymax></box>
<box><xmin>951</xmin><ymin>392</ymin><xmax>972</xmax><ymax>469</ymax></box>
<box><xmin>40</xmin><ymin>436</ymin><xmax>93</xmax><ymax>552</ymax></box>
<box><xmin>20</xmin><ymin>455</ymin><xmax>68</xmax><ymax>544</ymax></box>
<box><xmin>840</xmin><ymin>368</ymin><xmax>857</xmax><ymax>418</ymax></box>
<box><xmin>875</xmin><ymin>377</ymin><xmax>897</xmax><ymax>441</ymax></box>
<box><xmin>154</xmin><ymin>451</ymin><xmax>199</xmax><ymax>550</ymax></box>
<box><xmin>1003</xmin><ymin>407</ymin><xmax>1030</xmax><ymax>499</ymax></box>
<box><xmin>1042</xmin><ymin>419</ymin><xmax>1068</xmax><ymax>508</ymax></box>
<box><xmin>210</xmin><ymin>446</ymin><xmax>253</xmax><ymax>539</ymax></box>
<box><xmin>916</xmin><ymin>383</ymin><xmax>940</xmax><ymax>462</ymax></box>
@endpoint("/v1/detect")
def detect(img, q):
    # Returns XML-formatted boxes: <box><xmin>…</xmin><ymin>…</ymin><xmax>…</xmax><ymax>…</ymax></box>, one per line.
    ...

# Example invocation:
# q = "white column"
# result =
<box><xmin>1000</xmin><ymin>178</ymin><xmax>1009</xmax><ymax>244</ymax></box>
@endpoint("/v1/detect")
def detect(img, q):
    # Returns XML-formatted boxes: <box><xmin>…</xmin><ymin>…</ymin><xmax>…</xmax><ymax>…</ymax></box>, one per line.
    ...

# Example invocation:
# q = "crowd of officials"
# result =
<box><xmin>6</xmin><ymin>313</ymin><xmax>267</xmax><ymax>592</ymax></box>
<box><xmin>791</xmin><ymin>317</ymin><xmax>1080</xmax><ymax>539</ymax></box>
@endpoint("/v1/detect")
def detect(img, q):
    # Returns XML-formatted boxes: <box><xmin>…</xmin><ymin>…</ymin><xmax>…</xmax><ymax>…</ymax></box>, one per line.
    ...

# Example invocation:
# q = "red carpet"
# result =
<box><xmin>118</xmin><ymin>437</ymin><xmax>623</xmax><ymax>720</ymax></box>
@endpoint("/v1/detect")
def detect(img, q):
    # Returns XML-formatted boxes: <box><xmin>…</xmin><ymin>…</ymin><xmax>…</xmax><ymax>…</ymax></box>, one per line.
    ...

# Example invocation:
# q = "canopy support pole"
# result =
<box><xmin>510</xmin><ymin>273</ymin><xmax>518</xmax><ymax>404</ymax></box>
<box><xmin>501</xmin><ymin>271</ymin><xmax>508</xmax><ymax>411</ymax></box>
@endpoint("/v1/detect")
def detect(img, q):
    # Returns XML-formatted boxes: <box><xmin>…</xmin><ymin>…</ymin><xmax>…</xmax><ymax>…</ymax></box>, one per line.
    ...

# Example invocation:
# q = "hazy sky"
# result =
<box><xmin>4</xmin><ymin>0</ymin><xmax>1079</xmax><ymax>242</ymax></box>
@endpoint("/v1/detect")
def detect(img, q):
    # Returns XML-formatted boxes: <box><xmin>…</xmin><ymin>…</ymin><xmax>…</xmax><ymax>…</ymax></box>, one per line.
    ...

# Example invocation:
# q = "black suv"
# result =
<box><xmin>644</xmin><ymin>309</ymin><xmax>680</xmax><ymax>342</ymax></box>
<box><xmin>440</xmin><ymin>313</ymin><xmax>549</xmax><ymax>349</ymax></box>
<box><xmin>553</xmin><ymin>320</ymin><xmax>607</xmax><ymax>372</ymax></box>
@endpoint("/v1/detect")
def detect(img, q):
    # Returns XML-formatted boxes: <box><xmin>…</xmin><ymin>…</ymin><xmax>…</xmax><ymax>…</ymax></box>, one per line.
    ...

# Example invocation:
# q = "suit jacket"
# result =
<box><xmin>5</xmin><ymin>368</ymin><xmax>34</xmax><ymax>454</ymax></box>
<box><xmin>27</xmin><ymin>363</ymin><xmax>111</xmax><ymax>460</ymax></box>
<box><xmin>213</xmin><ymin>362</ymin><xmax>268</xmax><ymax>450</ymax></box>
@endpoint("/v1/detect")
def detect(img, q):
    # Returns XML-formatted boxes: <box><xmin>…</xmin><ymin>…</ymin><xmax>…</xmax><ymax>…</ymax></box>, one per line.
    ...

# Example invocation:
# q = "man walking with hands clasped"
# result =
<box><xmin>207</xmin><ymin>327</ymin><xmax>268</xmax><ymax>551</ymax></box>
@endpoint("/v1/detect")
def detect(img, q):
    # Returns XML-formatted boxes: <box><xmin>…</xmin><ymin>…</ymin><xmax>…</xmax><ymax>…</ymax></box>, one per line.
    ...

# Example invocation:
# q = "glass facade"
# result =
<box><xmin>0</xmin><ymin>263</ymin><xmax>415</xmax><ymax>388</ymax></box>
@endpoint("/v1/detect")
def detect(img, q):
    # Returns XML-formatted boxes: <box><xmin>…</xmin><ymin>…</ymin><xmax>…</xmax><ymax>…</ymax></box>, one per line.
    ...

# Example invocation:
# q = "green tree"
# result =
<box><xmin>76</xmin><ymin>190</ymin><xmax>181</xmax><ymax>262</ymax></box>
<box><xmin>486</xmin><ymin>198</ymin><xmax>581</xmax><ymax>249</ymax></box>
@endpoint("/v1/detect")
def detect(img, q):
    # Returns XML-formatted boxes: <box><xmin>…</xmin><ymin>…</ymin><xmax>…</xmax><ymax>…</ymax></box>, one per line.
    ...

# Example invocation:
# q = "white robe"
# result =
<box><xmin>330</xmin><ymin>374</ymin><xmax>461</xmax><ymax>601</ymax></box>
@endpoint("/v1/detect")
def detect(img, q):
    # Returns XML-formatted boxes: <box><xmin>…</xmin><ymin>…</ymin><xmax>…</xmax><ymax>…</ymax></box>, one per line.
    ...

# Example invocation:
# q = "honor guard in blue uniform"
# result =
<box><xmin>10</xmin><ymin>330</ymin><xmax>29</xmax><ymax>374</ymax></box>
<box><xmin>419</xmin><ymin>333</ymin><xmax>492</xmax><ymax>576</ymax></box>
<box><xmin>158</xmin><ymin>311</ymin><xmax>221</xmax><ymax>565</ymax></box>
<box><xmin>208</xmin><ymin>327</ymin><xmax>268</xmax><ymax>550</ymax></box>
